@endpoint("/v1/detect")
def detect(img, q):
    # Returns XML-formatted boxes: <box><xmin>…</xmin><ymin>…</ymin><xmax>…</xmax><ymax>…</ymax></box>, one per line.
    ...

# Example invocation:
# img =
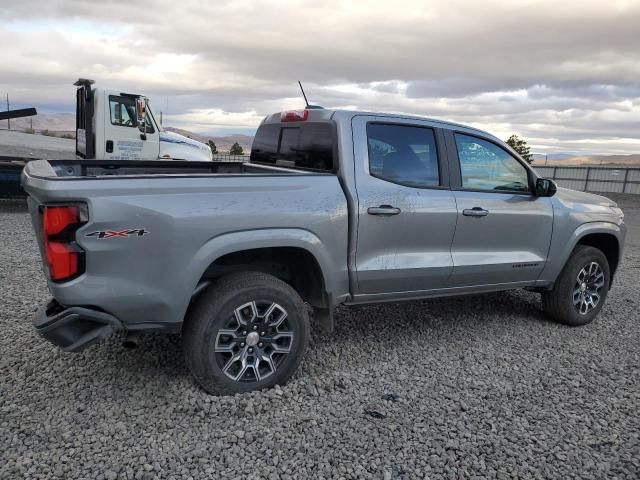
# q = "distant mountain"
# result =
<box><xmin>6</xmin><ymin>113</ymin><xmax>638</xmax><ymax>160</ymax></box>
<box><xmin>8</xmin><ymin>113</ymin><xmax>75</xmax><ymax>133</ymax></box>
<box><xmin>2</xmin><ymin>112</ymin><xmax>254</xmax><ymax>154</ymax></box>
<box><xmin>531</xmin><ymin>153</ymin><xmax>576</xmax><ymax>162</ymax></box>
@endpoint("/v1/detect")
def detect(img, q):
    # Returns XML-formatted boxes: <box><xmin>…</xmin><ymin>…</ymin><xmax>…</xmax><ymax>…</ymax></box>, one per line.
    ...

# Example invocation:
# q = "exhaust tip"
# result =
<box><xmin>122</xmin><ymin>333</ymin><xmax>141</xmax><ymax>349</ymax></box>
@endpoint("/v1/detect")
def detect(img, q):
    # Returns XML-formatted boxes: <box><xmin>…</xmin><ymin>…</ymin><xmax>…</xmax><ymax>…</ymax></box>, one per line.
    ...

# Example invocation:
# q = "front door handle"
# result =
<box><xmin>463</xmin><ymin>207</ymin><xmax>489</xmax><ymax>217</ymax></box>
<box><xmin>367</xmin><ymin>205</ymin><xmax>401</xmax><ymax>216</ymax></box>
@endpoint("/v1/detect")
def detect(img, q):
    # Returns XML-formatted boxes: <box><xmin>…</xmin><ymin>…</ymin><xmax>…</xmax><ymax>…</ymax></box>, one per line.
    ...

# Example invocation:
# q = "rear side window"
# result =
<box><xmin>250</xmin><ymin>123</ymin><xmax>335</xmax><ymax>172</ymax></box>
<box><xmin>366</xmin><ymin>123</ymin><xmax>439</xmax><ymax>188</ymax></box>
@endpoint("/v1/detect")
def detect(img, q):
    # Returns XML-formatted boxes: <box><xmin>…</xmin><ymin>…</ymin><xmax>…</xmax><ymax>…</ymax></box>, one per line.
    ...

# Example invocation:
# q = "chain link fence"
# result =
<box><xmin>212</xmin><ymin>154</ymin><xmax>251</xmax><ymax>162</ymax></box>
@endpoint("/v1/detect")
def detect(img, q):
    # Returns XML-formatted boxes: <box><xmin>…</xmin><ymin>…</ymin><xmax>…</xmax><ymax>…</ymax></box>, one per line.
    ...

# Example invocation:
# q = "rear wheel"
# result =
<box><xmin>183</xmin><ymin>272</ymin><xmax>310</xmax><ymax>395</ymax></box>
<box><xmin>542</xmin><ymin>245</ymin><xmax>610</xmax><ymax>326</ymax></box>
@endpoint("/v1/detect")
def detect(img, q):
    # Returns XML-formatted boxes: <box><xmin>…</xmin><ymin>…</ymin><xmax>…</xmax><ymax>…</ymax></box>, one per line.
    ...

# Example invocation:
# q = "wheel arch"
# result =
<box><xmin>576</xmin><ymin>232</ymin><xmax>621</xmax><ymax>281</ymax></box>
<box><xmin>183</xmin><ymin>229</ymin><xmax>338</xmax><ymax>314</ymax></box>
<box><xmin>542</xmin><ymin>221</ymin><xmax>624</xmax><ymax>287</ymax></box>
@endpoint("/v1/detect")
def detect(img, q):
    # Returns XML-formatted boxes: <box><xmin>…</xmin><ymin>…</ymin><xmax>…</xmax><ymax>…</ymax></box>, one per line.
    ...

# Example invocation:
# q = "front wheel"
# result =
<box><xmin>183</xmin><ymin>272</ymin><xmax>310</xmax><ymax>395</ymax></box>
<box><xmin>542</xmin><ymin>245</ymin><xmax>610</xmax><ymax>326</ymax></box>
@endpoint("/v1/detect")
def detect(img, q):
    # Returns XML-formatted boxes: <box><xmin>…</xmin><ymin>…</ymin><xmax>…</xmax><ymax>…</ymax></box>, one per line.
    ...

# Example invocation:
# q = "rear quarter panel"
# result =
<box><xmin>23</xmin><ymin>173</ymin><xmax>349</xmax><ymax>327</ymax></box>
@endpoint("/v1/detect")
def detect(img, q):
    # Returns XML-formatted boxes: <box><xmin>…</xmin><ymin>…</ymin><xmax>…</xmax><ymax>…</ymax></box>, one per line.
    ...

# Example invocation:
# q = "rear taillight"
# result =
<box><xmin>39</xmin><ymin>204</ymin><xmax>88</xmax><ymax>282</ymax></box>
<box><xmin>280</xmin><ymin>110</ymin><xmax>309</xmax><ymax>122</ymax></box>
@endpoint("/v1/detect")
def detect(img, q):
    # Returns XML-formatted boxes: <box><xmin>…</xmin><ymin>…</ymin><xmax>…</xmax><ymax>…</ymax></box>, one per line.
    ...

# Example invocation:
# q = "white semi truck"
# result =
<box><xmin>74</xmin><ymin>79</ymin><xmax>212</xmax><ymax>161</ymax></box>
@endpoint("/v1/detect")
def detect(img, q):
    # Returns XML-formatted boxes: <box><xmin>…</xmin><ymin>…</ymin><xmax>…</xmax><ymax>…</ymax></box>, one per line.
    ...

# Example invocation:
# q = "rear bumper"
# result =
<box><xmin>34</xmin><ymin>299</ymin><xmax>124</xmax><ymax>352</ymax></box>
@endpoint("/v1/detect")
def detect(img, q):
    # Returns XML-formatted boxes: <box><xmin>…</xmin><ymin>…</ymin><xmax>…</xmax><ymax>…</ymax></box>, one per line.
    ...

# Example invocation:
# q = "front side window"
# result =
<box><xmin>109</xmin><ymin>95</ymin><xmax>156</xmax><ymax>133</ymax></box>
<box><xmin>455</xmin><ymin>134</ymin><xmax>530</xmax><ymax>192</ymax></box>
<box><xmin>366</xmin><ymin>123</ymin><xmax>439</xmax><ymax>188</ymax></box>
<box><xmin>109</xmin><ymin>96</ymin><xmax>137</xmax><ymax>128</ymax></box>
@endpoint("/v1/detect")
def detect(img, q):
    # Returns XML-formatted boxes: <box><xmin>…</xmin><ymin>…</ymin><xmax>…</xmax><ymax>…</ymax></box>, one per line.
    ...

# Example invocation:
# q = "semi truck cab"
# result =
<box><xmin>74</xmin><ymin>78</ymin><xmax>212</xmax><ymax>162</ymax></box>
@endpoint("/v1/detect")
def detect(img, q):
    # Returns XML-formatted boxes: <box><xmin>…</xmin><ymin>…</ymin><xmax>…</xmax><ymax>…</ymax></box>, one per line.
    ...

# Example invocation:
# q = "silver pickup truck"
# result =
<box><xmin>22</xmin><ymin>108</ymin><xmax>626</xmax><ymax>395</ymax></box>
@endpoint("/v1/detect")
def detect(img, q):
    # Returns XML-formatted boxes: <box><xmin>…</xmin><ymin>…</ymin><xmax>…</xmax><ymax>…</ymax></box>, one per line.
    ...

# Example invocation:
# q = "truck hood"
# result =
<box><xmin>553</xmin><ymin>187</ymin><xmax>624</xmax><ymax>224</ymax></box>
<box><xmin>159</xmin><ymin>131</ymin><xmax>212</xmax><ymax>161</ymax></box>
<box><xmin>554</xmin><ymin>187</ymin><xmax>617</xmax><ymax>208</ymax></box>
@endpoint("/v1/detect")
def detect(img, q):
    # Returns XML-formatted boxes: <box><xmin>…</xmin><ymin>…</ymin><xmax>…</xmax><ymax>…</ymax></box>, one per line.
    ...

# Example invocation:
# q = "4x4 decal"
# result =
<box><xmin>85</xmin><ymin>229</ymin><xmax>149</xmax><ymax>239</ymax></box>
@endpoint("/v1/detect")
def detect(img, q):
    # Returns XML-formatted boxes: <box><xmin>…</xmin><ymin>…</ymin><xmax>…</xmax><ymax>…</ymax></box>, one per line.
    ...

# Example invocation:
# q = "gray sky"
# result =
<box><xmin>1</xmin><ymin>0</ymin><xmax>639</xmax><ymax>154</ymax></box>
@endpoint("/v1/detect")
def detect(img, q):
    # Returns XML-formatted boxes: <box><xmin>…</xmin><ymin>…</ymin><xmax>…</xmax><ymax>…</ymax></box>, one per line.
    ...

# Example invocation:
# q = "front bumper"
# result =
<box><xmin>34</xmin><ymin>299</ymin><xmax>124</xmax><ymax>352</ymax></box>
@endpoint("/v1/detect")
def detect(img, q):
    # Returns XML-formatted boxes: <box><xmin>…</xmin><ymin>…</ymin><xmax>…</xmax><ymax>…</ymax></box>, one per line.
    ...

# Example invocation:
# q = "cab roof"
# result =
<box><xmin>262</xmin><ymin>108</ymin><xmax>501</xmax><ymax>142</ymax></box>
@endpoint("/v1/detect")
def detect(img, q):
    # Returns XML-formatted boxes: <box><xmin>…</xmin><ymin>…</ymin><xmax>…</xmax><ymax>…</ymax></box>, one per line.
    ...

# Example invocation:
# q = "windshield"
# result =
<box><xmin>146</xmin><ymin>102</ymin><xmax>164</xmax><ymax>133</ymax></box>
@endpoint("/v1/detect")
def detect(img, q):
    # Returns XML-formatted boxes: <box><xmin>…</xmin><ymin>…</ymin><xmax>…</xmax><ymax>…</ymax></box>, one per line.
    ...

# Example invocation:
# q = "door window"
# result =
<box><xmin>109</xmin><ymin>95</ymin><xmax>155</xmax><ymax>133</ymax></box>
<box><xmin>109</xmin><ymin>96</ymin><xmax>138</xmax><ymax>128</ymax></box>
<box><xmin>455</xmin><ymin>134</ymin><xmax>530</xmax><ymax>192</ymax></box>
<box><xmin>366</xmin><ymin>123</ymin><xmax>439</xmax><ymax>188</ymax></box>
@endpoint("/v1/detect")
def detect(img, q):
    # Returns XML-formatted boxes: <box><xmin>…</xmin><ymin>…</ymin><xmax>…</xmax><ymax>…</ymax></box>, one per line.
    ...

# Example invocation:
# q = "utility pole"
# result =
<box><xmin>6</xmin><ymin>93</ymin><xmax>10</xmax><ymax>130</ymax></box>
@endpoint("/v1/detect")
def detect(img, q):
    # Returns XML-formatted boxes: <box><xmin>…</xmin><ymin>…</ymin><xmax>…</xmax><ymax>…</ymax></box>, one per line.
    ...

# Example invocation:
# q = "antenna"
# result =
<box><xmin>296</xmin><ymin>81</ymin><xmax>324</xmax><ymax>110</ymax></box>
<box><xmin>298</xmin><ymin>80</ymin><xmax>309</xmax><ymax>108</ymax></box>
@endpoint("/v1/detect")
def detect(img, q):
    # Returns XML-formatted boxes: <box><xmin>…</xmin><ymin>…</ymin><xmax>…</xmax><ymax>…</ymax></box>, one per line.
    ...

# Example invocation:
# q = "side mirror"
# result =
<box><xmin>136</xmin><ymin>97</ymin><xmax>148</xmax><ymax>140</ymax></box>
<box><xmin>136</xmin><ymin>97</ymin><xmax>147</xmax><ymax>128</ymax></box>
<box><xmin>535</xmin><ymin>178</ymin><xmax>557</xmax><ymax>197</ymax></box>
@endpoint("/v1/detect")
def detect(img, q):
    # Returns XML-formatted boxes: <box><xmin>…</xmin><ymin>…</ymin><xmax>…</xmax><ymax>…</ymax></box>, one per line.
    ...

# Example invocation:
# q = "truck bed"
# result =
<box><xmin>26</xmin><ymin>159</ymin><xmax>311</xmax><ymax>179</ymax></box>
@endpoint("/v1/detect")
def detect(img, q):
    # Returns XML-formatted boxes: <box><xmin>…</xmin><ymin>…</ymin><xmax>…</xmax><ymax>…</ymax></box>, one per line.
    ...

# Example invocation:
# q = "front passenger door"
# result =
<box><xmin>447</xmin><ymin>132</ymin><xmax>554</xmax><ymax>287</ymax></box>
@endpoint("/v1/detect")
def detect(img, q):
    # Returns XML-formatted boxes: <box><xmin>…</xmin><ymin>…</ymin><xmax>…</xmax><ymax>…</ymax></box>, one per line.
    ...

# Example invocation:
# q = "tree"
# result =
<box><xmin>229</xmin><ymin>142</ymin><xmax>244</xmax><ymax>155</ymax></box>
<box><xmin>505</xmin><ymin>134</ymin><xmax>533</xmax><ymax>164</ymax></box>
<box><xmin>207</xmin><ymin>140</ymin><xmax>218</xmax><ymax>154</ymax></box>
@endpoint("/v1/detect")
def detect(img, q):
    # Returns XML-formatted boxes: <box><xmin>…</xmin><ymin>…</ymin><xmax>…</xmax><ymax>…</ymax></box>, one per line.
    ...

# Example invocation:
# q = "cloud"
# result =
<box><xmin>1</xmin><ymin>0</ymin><xmax>639</xmax><ymax>152</ymax></box>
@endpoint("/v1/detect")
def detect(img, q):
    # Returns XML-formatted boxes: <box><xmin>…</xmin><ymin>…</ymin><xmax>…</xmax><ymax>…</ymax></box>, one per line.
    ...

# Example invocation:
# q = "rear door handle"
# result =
<box><xmin>462</xmin><ymin>207</ymin><xmax>489</xmax><ymax>217</ymax></box>
<box><xmin>367</xmin><ymin>205</ymin><xmax>401</xmax><ymax>216</ymax></box>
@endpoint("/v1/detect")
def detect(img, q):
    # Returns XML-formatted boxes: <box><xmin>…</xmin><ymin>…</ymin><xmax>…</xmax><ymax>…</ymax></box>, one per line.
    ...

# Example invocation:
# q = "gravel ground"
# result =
<box><xmin>1</xmin><ymin>194</ymin><xmax>639</xmax><ymax>479</ymax></box>
<box><xmin>0</xmin><ymin>130</ymin><xmax>74</xmax><ymax>160</ymax></box>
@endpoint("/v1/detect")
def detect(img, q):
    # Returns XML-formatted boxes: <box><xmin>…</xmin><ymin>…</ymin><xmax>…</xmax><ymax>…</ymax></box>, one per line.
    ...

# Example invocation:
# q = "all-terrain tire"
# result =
<box><xmin>542</xmin><ymin>245</ymin><xmax>610</xmax><ymax>326</ymax></box>
<box><xmin>183</xmin><ymin>272</ymin><xmax>310</xmax><ymax>395</ymax></box>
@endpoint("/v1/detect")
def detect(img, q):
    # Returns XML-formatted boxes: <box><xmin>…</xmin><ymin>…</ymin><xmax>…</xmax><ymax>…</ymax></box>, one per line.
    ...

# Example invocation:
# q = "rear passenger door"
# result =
<box><xmin>446</xmin><ymin>131</ymin><xmax>554</xmax><ymax>287</ymax></box>
<box><xmin>352</xmin><ymin>116</ymin><xmax>458</xmax><ymax>294</ymax></box>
